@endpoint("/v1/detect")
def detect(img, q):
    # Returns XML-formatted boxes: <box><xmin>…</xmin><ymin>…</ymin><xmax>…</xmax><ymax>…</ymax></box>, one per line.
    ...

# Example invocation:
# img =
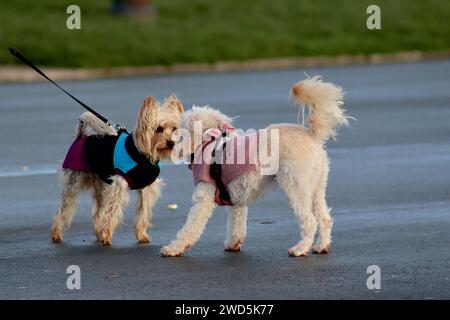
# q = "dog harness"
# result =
<box><xmin>62</xmin><ymin>131</ymin><xmax>160</xmax><ymax>190</ymax></box>
<box><xmin>189</xmin><ymin>124</ymin><xmax>258</xmax><ymax>206</ymax></box>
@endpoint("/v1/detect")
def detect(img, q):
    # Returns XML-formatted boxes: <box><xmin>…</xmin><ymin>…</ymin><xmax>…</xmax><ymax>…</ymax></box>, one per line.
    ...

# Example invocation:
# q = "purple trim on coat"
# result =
<box><xmin>62</xmin><ymin>136</ymin><xmax>93</xmax><ymax>172</ymax></box>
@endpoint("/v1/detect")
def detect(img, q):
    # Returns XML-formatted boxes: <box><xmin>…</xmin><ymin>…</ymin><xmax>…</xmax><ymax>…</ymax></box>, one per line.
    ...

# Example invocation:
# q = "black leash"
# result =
<box><xmin>1</xmin><ymin>38</ymin><xmax>122</xmax><ymax>129</ymax></box>
<box><xmin>8</xmin><ymin>47</ymin><xmax>109</xmax><ymax>124</ymax></box>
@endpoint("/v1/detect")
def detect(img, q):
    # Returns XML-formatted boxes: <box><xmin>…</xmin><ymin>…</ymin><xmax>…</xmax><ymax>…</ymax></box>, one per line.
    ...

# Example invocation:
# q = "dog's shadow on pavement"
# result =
<box><xmin>48</xmin><ymin>235</ymin><xmax>336</xmax><ymax>276</ymax></box>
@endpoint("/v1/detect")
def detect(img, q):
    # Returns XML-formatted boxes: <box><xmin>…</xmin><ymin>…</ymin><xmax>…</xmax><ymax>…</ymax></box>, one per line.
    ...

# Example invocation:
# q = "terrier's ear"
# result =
<box><xmin>165</xmin><ymin>94</ymin><xmax>184</xmax><ymax>113</ymax></box>
<box><xmin>134</xmin><ymin>96</ymin><xmax>158</xmax><ymax>153</ymax></box>
<box><xmin>137</xmin><ymin>96</ymin><xmax>158</xmax><ymax>130</ymax></box>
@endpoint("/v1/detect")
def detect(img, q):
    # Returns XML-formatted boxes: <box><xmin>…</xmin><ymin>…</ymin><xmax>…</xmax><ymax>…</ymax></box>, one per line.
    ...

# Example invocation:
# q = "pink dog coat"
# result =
<box><xmin>189</xmin><ymin>124</ymin><xmax>259</xmax><ymax>206</ymax></box>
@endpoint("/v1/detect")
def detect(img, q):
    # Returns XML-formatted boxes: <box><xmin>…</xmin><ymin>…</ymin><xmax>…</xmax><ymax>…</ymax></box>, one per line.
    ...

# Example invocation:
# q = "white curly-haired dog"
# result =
<box><xmin>52</xmin><ymin>95</ymin><xmax>183</xmax><ymax>246</ymax></box>
<box><xmin>161</xmin><ymin>76</ymin><xmax>349</xmax><ymax>257</ymax></box>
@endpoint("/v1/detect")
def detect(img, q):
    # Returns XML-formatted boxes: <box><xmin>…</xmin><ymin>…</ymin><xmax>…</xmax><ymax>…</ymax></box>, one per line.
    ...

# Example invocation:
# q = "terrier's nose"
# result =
<box><xmin>167</xmin><ymin>141</ymin><xmax>175</xmax><ymax>149</ymax></box>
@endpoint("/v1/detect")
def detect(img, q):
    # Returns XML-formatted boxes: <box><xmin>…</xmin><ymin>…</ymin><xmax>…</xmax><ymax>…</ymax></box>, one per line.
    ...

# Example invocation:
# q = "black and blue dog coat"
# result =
<box><xmin>62</xmin><ymin>131</ymin><xmax>160</xmax><ymax>190</ymax></box>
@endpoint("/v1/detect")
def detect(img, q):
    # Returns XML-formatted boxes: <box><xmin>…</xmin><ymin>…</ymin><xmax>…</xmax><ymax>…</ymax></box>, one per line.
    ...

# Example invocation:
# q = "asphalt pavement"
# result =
<box><xmin>0</xmin><ymin>60</ymin><xmax>449</xmax><ymax>299</ymax></box>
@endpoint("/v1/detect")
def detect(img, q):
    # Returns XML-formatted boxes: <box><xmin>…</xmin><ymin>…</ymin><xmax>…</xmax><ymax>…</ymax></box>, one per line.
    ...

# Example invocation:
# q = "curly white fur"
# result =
<box><xmin>161</xmin><ymin>76</ymin><xmax>349</xmax><ymax>257</ymax></box>
<box><xmin>291</xmin><ymin>75</ymin><xmax>348</xmax><ymax>141</ymax></box>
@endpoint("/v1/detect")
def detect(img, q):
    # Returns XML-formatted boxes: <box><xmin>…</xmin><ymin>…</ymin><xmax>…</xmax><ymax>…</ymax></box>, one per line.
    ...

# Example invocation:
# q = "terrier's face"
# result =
<box><xmin>133</xmin><ymin>95</ymin><xmax>184</xmax><ymax>162</ymax></box>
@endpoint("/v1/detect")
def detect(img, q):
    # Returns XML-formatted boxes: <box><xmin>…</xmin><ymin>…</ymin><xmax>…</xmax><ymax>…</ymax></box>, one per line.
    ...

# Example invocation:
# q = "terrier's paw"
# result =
<box><xmin>312</xmin><ymin>244</ymin><xmax>330</xmax><ymax>254</ymax></box>
<box><xmin>101</xmin><ymin>239</ymin><xmax>112</xmax><ymax>246</ymax></box>
<box><xmin>137</xmin><ymin>233</ymin><xmax>151</xmax><ymax>244</ymax></box>
<box><xmin>51</xmin><ymin>232</ymin><xmax>62</xmax><ymax>243</ymax></box>
<box><xmin>288</xmin><ymin>244</ymin><xmax>309</xmax><ymax>257</ymax></box>
<box><xmin>101</xmin><ymin>232</ymin><xmax>112</xmax><ymax>246</ymax></box>
<box><xmin>224</xmin><ymin>240</ymin><xmax>243</xmax><ymax>252</ymax></box>
<box><xmin>160</xmin><ymin>245</ymin><xmax>183</xmax><ymax>257</ymax></box>
<box><xmin>95</xmin><ymin>231</ymin><xmax>103</xmax><ymax>242</ymax></box>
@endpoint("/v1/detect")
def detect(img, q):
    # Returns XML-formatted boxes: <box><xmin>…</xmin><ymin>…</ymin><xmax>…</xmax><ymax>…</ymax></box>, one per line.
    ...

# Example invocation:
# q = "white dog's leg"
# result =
<box><xmin>135</xmin><ymin>178</ymin><xmax>162</xmax><ymax>244</ymax></box>
<box><xmin>311</xmin><ymin>194</ymin><xmax>332</xmax><ymax>254</ymax></box>
<box><xmin>224</xmin><ymin>206</ymin><xmax>248</xmax><ymax>251</ymax></box>
<box><xmin>52</xmin><ymin>170</ymin><xmax>83</xmax><ymax>242</ymax></box>
<box><xmin>98</xmin><ymin>176</ymin><xmax>129</xmax><ymax>246</ymax></box>
<box><xmin>288</xmin><ymin>194</ymin><xmax>317</xmax><ymax>257</ymax></box>
<box><xmin>312</xmin><ymin>171</ymin><xmax>332</xmax><ymax>254</ymax></box>
<box><xmin>161</xmin><ymin>183</ymin><xmax>216</xmax><ymax>256</ymax></box>
<box><xmin>279</xmin><ymin>175</ymin><xmax>317</xmax><ymax>257</ymax></box>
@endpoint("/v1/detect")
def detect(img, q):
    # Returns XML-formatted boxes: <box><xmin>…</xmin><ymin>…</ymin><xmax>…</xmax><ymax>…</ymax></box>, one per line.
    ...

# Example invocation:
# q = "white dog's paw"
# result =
<box><xmin>288</xmin><ymin>243</ymin><xmax>310</xmax><ymax>257</ymax></box>
<box><xmin>160</xmin><ymin>245</ymin><xmax>184</xmax><ymax>257</ymax></box>
<box><xmin>312</xmin><ymin>243</ymin><xmax>330</xmax><ymax>254</ymax></box>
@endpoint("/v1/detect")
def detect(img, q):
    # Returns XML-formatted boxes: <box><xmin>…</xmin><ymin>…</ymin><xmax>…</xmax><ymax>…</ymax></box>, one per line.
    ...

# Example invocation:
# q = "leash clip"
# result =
<box><xmin>107</xmin><ymin>121</ymin><xmax>127</xmax><ymax>133</ymax></box>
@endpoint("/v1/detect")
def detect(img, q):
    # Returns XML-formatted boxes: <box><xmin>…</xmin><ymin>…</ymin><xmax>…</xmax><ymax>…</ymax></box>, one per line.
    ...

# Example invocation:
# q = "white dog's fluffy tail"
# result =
<box><xmin>290</xmin><ymin>76</ymin><xmax>349</xmax><ymax>141</ymax></box>
<box><xmin>76</xmin><ymin>112</ymin><xmax>117</xmax><ymax>137</ymax></box>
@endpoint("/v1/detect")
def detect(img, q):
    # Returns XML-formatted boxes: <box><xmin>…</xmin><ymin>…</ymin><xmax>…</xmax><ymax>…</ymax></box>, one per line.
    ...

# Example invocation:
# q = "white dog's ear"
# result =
<box><xmin>165</xmin><ymin>94</ymin><xmax>184</xmax><ymax>113</ymax></box>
